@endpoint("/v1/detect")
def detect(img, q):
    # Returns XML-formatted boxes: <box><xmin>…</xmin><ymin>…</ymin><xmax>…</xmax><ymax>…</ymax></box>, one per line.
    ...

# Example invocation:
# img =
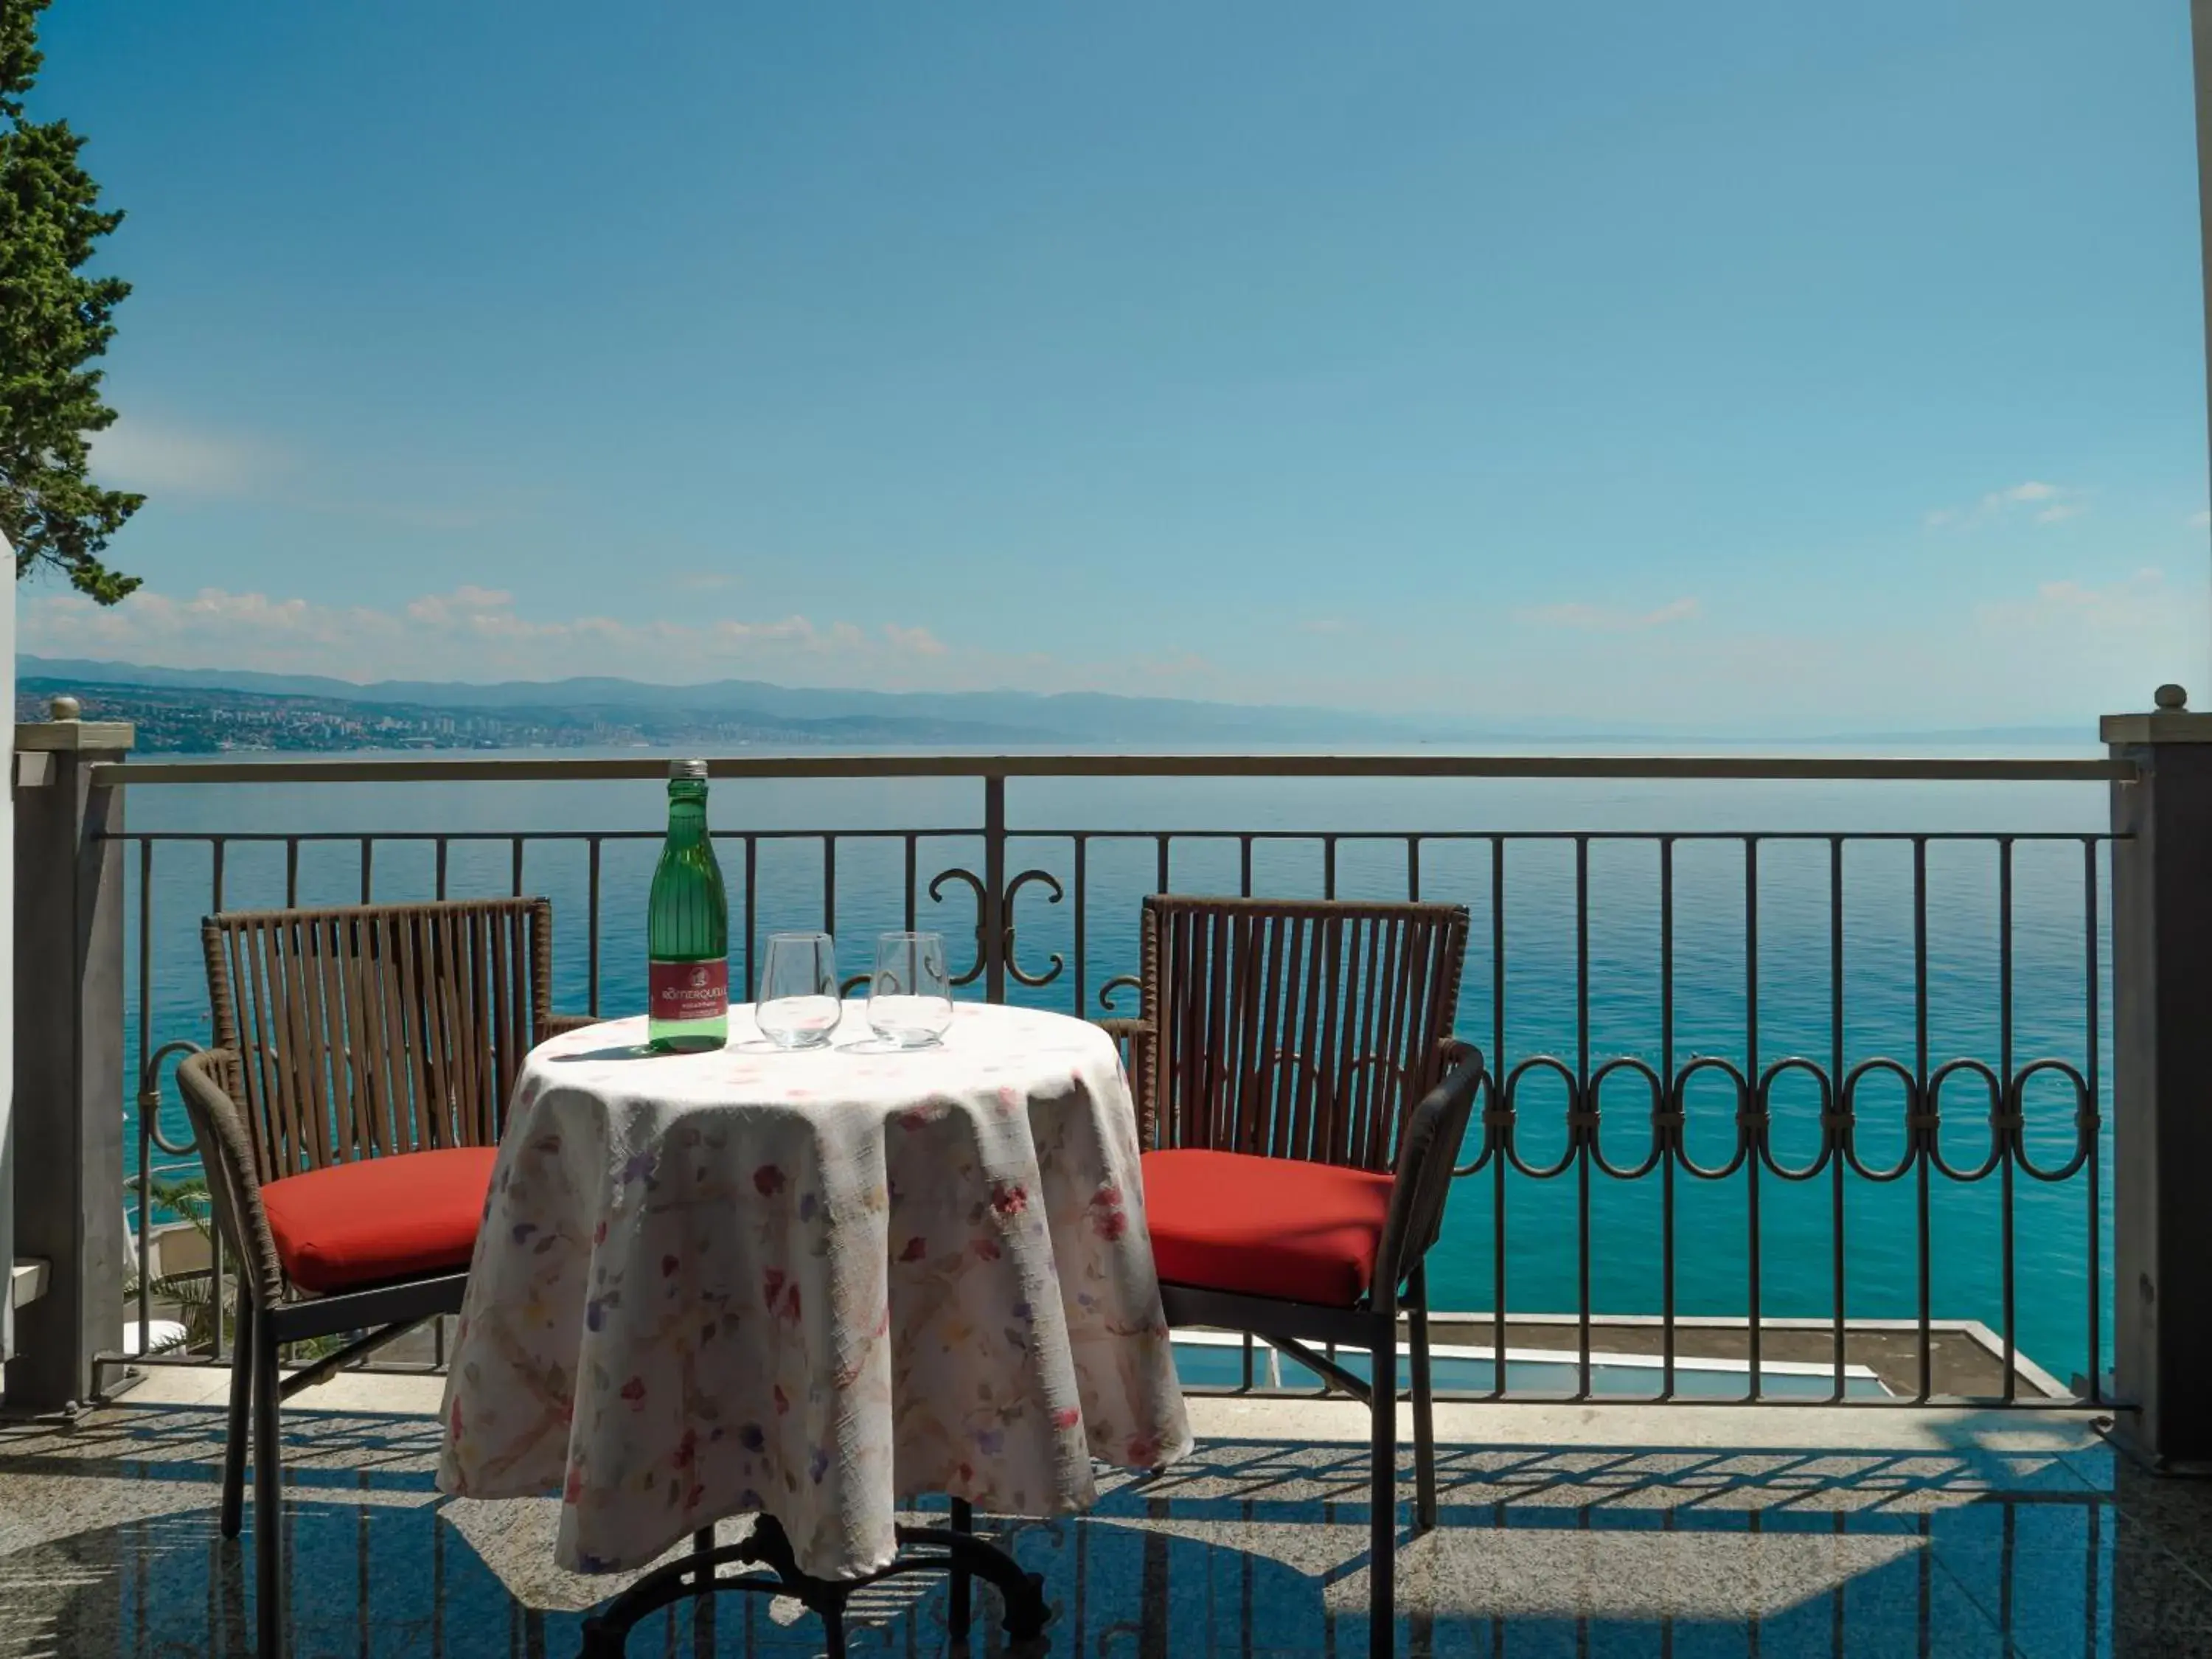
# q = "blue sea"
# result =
<box><xmin>119</xmin><ymin>748</ymin><xmax>2116</xmax><ymax>1389</ymax></box>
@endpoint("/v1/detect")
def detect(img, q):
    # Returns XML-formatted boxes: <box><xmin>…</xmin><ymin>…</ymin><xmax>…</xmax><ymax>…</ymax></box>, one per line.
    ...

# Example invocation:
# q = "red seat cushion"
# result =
<box><xmin>259</xmin><ymin>1147</ymin><xmax>498</xmax><ymax>1294</ymax></box>
<box><xmin>1141</xmin><ymin>1149</ymin><xmax>1397</xmax><ymax>1308</ymax></box>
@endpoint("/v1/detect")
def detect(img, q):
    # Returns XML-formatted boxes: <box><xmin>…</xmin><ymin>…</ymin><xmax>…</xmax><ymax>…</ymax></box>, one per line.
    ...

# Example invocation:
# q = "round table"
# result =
<box><xmin>436</xmin><ymin>999</ymin><xmax>1190</xmax><ymax>1624</ymax></box>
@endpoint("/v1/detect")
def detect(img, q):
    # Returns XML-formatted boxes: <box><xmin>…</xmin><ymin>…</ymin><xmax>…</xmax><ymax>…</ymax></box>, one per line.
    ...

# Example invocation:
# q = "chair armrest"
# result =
<box><xmin>1095</xmin><ymin>1018</ymin><xmax>1158</xmax><ymax>1145</ymax></box>
<box><xmin>175</xmin><ymin>1048</ymin><xmax>287</xmax><ymax>1312</ymax></box>
<box><xmin>539</xmin><ymin>1012</ymin><xmax>605</xmax><ymax>1043</ymax></box>
<box><xmin>1376</xmin><ymin>1037</ymin><xmax>1486</xmax><ymax>1309</ymax></box>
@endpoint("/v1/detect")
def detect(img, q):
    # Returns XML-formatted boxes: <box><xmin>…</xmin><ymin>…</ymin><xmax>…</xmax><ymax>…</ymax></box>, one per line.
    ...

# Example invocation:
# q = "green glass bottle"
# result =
<box><xmin>647</xmin><ymin>759</ymin><xmax>730</xmax><ymax>1052</ymax></box>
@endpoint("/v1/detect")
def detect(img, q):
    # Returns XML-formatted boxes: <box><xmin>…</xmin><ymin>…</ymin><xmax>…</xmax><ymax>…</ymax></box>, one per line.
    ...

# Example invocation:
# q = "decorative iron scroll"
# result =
<box><xmin>1001</xmin><ymin>869</ymin><xmax>1065</xmax><ymax>988</ymax></box>
<box><xmin>1454</xmin><ymin>1053</ymin><xmax>2096</xmax><ymax>1183</ymax></box>
<box><xmin>925</xmin><ymin>866</ymin><xmax>1065</xmax><ymax>990</ymax></box>
<box><xmin>926</xmin><ymin>868</ymin><xmax>987</xmax><ymax>986</ymax></box>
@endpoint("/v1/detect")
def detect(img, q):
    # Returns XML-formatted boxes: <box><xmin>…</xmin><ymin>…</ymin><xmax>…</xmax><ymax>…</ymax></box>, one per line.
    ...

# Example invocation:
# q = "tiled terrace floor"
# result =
<box><xmin>1</xmin><ymin>1371</ymin><xmax>2206</xmax><ymax>1658</ymax></box>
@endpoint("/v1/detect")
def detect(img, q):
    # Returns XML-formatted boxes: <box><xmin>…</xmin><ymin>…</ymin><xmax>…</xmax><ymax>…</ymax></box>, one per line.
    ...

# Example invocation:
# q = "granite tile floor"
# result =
<box><xmin>2</xmin><ymin>1373</ymin><xmax>2209</xmax><ymax>1659</ymax></box>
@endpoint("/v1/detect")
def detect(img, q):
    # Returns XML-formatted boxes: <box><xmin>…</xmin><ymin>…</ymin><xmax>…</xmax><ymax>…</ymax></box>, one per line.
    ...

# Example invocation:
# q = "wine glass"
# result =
<box><xmin>757</xmin><ymin>932</ymin><xmax>841</xmax><ymax>1049</ymax></box>
<box><xmin>867</xmin><ymin>931</ymin><xmax>953</xmax><ymax>1048</ymax></box>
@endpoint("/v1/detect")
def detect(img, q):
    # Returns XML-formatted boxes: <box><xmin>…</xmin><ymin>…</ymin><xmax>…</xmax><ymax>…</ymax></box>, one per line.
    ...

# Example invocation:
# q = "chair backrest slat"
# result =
<box><xmin>1136</xmin><ymin>895</ymin><xmax>1470</xmax><ymax>1173</ymax></box>
<box><xmin>419</xmin><ymin>911</ymin><xmax>456</xmax><ymax>1148</ymax></box>
<box><xmin>204</xmin><ymin>897</ymin><xmax>553</xmax><ymax>1183</ymax></box>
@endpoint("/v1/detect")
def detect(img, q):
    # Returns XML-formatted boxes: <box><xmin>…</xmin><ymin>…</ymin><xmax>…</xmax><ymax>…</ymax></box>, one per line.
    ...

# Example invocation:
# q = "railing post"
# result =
<box><xmin>2107</xmin><ymin>684</ymin><xmax>2212</xmax><ymax>1467</ymax></box>
<box><xmin>3</xmin><ymin>696</ymin><xmax>133</xmax><ymax>1412</ymax></box>
<box><xmin>983</xmin><ymin>773</ymin><xmax>1006</xmax><ymax>1004</ymax></box>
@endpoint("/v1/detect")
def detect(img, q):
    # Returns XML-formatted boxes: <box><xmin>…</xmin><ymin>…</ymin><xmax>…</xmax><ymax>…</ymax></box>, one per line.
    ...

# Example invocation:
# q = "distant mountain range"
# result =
<box><xmin>13</xmin><ymin>655</ymin><xmax>2097</xmax><ymax>751</ymax></box>
<box><xmin>21</xmin><ymin>656</ymin><xmax>1441</xmax><ymax>742</ymax></box>
<box><xmin>15</xmin><ymin>655</ymin><xmax>1455</xmax><ymax>752</ymax></box>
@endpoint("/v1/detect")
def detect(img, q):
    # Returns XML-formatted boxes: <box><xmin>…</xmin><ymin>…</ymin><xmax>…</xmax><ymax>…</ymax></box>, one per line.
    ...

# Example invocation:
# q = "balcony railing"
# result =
<box><xmin>61</xmin><ymin>747</ymin><xmax>2124</xmax><ymax>1418</ymax></box>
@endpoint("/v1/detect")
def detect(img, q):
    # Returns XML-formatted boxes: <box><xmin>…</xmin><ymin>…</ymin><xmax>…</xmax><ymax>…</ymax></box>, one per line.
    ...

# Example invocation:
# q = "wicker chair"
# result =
<box><xmin>174</xmin><ymin>897</ymin><xmax>593</xmax><ymax>1658</ymax></box>
<box><xmin>1104</xmin><ymin>896</ymin><xmax>1482</xmax><ymax>1659</ymax></box>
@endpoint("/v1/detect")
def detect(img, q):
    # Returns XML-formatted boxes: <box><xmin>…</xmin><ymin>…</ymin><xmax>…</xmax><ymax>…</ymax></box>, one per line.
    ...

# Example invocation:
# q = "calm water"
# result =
<box><xmin>119</xmin><ymin>748</ymin><xmax>2117</xmax><ymax>1387</ymax></box>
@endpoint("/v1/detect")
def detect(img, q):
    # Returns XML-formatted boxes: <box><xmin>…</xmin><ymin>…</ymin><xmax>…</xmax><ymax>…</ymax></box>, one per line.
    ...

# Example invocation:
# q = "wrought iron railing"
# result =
<box><xmin>99</xmin><ymin>751</ymin><xmax>2121</xmax><ymax>1409</ymax></box>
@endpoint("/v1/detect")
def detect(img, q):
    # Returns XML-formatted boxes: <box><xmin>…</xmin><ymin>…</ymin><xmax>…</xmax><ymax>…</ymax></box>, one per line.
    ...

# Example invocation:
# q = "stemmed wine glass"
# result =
<box><xmin>757</xmin><ymin>932</ymin><xmax>841</xmax><ymax>1049</ymax></box>
<box><xmin>867</xmin><ymin>931</ymin><xmax>953</xmax><ymax>1048</ymax></box>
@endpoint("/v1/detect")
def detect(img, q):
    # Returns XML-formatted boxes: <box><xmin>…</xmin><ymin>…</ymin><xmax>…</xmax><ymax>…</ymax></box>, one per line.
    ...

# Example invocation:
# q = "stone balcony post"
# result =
<box><xmin>2105</xmin><ymin>684</ymin><xmax>2212</xmax><ymax>1468</ymax></box>
<box><xmin>3</xmin><ymin>696</ymin><xmax>133</xmax><ymax>1413</ymax></box>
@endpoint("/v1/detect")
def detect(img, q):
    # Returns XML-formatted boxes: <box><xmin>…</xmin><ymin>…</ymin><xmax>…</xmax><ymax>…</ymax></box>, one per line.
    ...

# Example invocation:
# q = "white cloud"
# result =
<box><xmin>1925</xmin><ymin>480</ymin><xmax>2087</xmax><ymax>529</ymax></box>
<box><xmin>404</xmin><ymin>585</ymin><xmax>514</xmax><ymax>626</ymax></box>
<box><xmin>16</xmin><ymin>583</ymin><xmax>1279</xmax><ymax>708</ymax></box>
<box><xmin>881</xmin><ymin>623</ymin><xmax>948</xmax><ymax>657</ymax></box>
<box><xmin>1130</xmin><ymin>650</ymin><xmax>1219</xmax><ymax>682</ymax></box>
<box><xmin>18</xmin><ymin>585</ymin><xmax>979</xmax><ymax>688</ymax></box>
<box><xmin>22</xmin><ymin>566</ymin><xmax>2202</xmax><ymax>732</ymax></box>
<box><xmin>89</xmin><ymin>419</ymin><xmax>282</xmax><ymax>497</ymax></box>
<box><xmin>318</xmin><ymin>498</ymin><xmax>520</xmax><ymax>532</ymax></box>
<box><xmin>2189</xmin><ymin>509</ymin><xmax>2211</xmax><ymax>530</ymax></box>
<box><xmin>1963</xmin><ymin>567</ymin><xmax>2211</xmax><ymax>715</ymax></box>
<box><xmin>1515</xmin><ymin>597</ymin><xmax>1701</xmax><ymax>633</ymax></box>
<box><xmin>88</xmin><ymin>414</ymin><xmax>522</xmax><ymax>529</ymax></box>
<box><xmin>1974</xmin><ymin>567</ymin><xmax>2180</xmax><ymax>640</ymax></box>
<box><xmin>1385</xmin><ymin>568</ymin><xmax>2204</xmax><ymax>731</ymax></box>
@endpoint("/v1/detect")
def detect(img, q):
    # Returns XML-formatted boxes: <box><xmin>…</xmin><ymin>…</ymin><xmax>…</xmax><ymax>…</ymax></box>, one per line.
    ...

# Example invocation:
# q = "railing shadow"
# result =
<box><xmin>8</xmin><ymin>1407</ymin><xmax>2194</xmax><ymax>1658</ymax></box>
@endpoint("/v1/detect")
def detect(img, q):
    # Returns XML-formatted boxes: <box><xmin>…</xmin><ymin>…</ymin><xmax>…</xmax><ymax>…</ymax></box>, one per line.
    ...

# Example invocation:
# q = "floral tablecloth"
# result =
<box><xmin>436</xmin><ymin>1001</ymin><xmax>1190</xmax><ymax>1579</ymax></box>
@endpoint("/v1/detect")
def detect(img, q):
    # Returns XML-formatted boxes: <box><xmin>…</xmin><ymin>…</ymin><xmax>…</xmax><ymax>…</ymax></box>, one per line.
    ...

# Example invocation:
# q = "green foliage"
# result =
<box><xmin>132</xmin><ymin>1169</ymin><xmax>350</xmax><ymax>1364</ymax></box>
<box><xmin>0</xmin><ymin>0</ymin><xmax>140</xmax><ymax>603</ymax></box>
<box><xmin>131</xmin><ymin>1172</ymin><xmax>225</xmax><ymax>1353</ymax></box>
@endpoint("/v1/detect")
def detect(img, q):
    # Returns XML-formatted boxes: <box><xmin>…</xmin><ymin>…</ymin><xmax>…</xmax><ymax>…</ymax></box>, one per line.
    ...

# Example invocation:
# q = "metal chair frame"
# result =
<box><xmin>173</xmin><ymin>897</ymin><xmax>587</xmax><ymax>1658</ymax></box>
<box><xmin>1105</xmin><ymin>895</ymin><xmax>1484</xmax><ymax>1659</ymax></box>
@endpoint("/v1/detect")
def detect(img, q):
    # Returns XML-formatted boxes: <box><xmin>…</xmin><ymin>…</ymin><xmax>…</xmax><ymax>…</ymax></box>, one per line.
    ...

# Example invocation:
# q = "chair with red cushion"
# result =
<box><xmin>1103</xmin><ymin>895</ymin><xmax>1482</xmax><ymax>1659</ymax></box>
<box><xmin>174</xmin><ymin>898</ymin><xmax>593</xmax><ymax>1658</ymax></box>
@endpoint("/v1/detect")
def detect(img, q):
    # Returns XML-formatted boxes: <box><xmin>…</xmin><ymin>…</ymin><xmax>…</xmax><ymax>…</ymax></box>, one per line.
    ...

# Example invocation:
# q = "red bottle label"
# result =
<box><xmin>650</xmin><ymin>959</ymin><xmax>728</xmax><ymax>1021</ymax></box>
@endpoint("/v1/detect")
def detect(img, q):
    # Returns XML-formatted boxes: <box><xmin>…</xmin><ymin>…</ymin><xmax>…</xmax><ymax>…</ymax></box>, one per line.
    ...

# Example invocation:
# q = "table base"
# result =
<box><xmin>577</xmin><ymin>1503</ymin><xmax>1051</xmax><ymax>1658</ymax></box>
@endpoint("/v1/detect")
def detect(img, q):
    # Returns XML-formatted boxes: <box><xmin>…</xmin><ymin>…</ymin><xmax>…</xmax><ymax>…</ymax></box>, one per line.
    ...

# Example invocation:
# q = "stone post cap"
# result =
<box><xmin>2102</xmin><ymin>686</ymin><xmax>2212</xmax><ymax>745</ymax></box>
<box><xmin>15</xmin><ymin>689</ymin><xmax>133</xmax><ymax>754</ymax></box>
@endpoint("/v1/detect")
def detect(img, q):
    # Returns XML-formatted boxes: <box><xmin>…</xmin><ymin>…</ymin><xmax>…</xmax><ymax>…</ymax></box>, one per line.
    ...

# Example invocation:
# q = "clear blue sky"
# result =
<box><xmin>21</xmin><ymin>1</ymin><xmax>2211</xmax><ymax>728</ymax></box>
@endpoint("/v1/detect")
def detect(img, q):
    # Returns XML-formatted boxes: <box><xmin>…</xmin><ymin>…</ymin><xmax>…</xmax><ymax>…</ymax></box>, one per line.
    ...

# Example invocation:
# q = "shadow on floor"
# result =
<box><xmin>4</xmin><ymin>1401</ymin><xmax>2211</xmax><ymax>1657</ymax></box>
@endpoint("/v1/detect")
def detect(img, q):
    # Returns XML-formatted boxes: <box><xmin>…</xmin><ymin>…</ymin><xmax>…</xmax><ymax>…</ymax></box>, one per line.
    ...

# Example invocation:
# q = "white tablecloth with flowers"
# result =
<box><xmin>435</xmin><ymin>1001</ymin><xmax>1190</xmax><ymax>1580</ymax></box>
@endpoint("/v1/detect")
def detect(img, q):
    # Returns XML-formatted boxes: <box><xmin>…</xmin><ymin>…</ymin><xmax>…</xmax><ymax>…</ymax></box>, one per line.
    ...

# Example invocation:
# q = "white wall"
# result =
<box><xmin>1</xmin><ymin>540</ymin><xmax>15</xmax><ymax>1362</ymax></box>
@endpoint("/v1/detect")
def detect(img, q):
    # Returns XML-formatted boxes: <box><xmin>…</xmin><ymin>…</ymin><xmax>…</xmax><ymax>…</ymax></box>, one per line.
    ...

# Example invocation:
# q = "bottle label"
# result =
<box><xmin>650</xmin><ymin>959</ymin><xmax>728</xmax><ymax>1022</ymax></box>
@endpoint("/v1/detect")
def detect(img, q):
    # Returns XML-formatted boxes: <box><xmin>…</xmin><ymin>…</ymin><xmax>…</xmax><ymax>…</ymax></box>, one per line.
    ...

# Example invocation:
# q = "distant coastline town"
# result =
<box><xmin>9</xmin><ymin>654</ymin><xmax>1474</xmax><ymax>753</ymax></box>
<box><xmin>12</xmin><ymin>659</ymin><xmax>2096</xmax><ymax>754</ymax></box>
<box><xmin>13</xmin><ymin>677</ymin><xmax>1031</xmax><ymax>753</ymax></box>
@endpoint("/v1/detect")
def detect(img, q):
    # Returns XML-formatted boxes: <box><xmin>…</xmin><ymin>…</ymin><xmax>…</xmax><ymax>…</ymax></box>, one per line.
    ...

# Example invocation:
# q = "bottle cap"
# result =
<box><xmin>669</xmin><ymin>759</ymin><xmax>709</xmax><ymax>779</ymax></box>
